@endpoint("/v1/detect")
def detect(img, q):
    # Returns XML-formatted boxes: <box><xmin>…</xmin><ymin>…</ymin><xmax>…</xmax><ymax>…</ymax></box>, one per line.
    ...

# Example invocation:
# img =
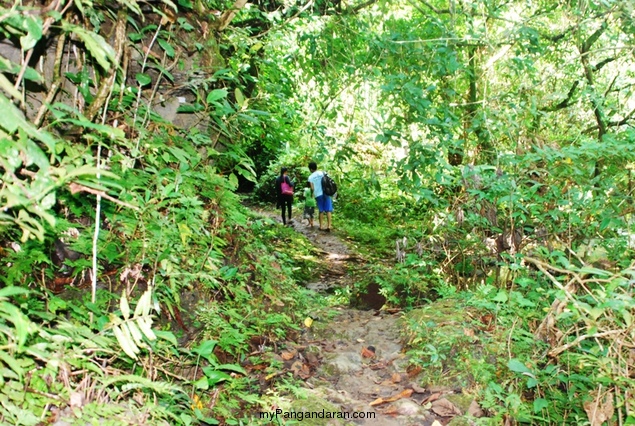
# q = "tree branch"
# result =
<box><xmin>85</xmin><ymin>13</ymin><xmax>127</xmax><ymax>121</ymax></box>
<box><xmin>540</xmin><ymin>81</ymin><xmax>579</xmax><ymax>112</ymax></box>
<box><xmin>412</xmin><ymin>0</ymin><xmax>451</xmax><ymax>14</ymax></box>
<box><xmin>34</xmin><ymin>33</ymin><xmax>66</xmax><ymax>127</ymax></box>
<box><xmin>583</xmin><ymin>22</ymin><xmax>607</xmax><ymax>53</ymax></box>
<box><xmin>578</xmin><ymin>22</ymin><xmax>609</xmax><ymax>145</ymax></box>
<box><xmin>600</xmin><ymin>107</ymin><xmax>635</xmax><ymax>130</ymax></box>
<box><xmin>593</xmin><ymin>56</ymin><xmax>616</xmax><ymax>71</ymax></box>
<box><xmin>215</xmin><ymin>0</ymin><xmax>248</xmax><ymax>32</ymax></box>
<box><xmin>349</xmin><ymin>0</ymin><xmax>380</xmax><ymax>13</ymax></box>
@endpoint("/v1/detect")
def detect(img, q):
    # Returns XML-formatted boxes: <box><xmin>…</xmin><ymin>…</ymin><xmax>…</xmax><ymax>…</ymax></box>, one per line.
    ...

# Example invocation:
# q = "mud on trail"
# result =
<box><xmin>259</xmin><ymin>210</ymin><xmax>479</xmax><ymax>426</ymax></box>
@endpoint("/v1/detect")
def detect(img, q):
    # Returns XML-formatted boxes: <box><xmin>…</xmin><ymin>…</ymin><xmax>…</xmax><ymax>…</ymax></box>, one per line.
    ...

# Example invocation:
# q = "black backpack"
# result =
<box><xmin>321</xmin><ymin>173</ymin><xmax>337</xmax><ymax>196</ymax></box>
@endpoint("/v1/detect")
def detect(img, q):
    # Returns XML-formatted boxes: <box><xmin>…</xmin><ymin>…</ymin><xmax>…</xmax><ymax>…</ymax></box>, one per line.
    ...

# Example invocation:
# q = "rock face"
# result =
<box><xmin>2</xmin><ymin>14</ymin><xmax>222</xmax><ymax>133</ymax></box>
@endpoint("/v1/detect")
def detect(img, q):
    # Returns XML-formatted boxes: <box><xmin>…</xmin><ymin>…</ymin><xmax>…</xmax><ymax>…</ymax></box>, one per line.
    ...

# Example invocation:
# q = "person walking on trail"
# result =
<box><xmin>303</xmin><ymin>181</ymin><xmax>316</xmax><ymax>228</ymax></box>
<box><xmin>307</xmin><ymin>161</ymin><xmax>333</xmax><ymax>232</ymax></box>
<box><xmin>276</xmin><ymin>167</ymin><xmax>294</xmax><ymax>225</ymax></box>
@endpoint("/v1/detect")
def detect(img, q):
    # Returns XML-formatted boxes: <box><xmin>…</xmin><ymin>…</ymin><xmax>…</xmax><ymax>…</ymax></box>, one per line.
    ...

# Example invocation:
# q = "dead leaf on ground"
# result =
<box><xmin>369</xmin><ymin>389</ymin><xmax>414</xmax><ymax>406</ymax></box>
<box><xmin>297</xmin><ymin>363</ymin><xmax>311</xmax><ymax>379</ymax></box>
<box><xmin>431</xmin><ymin>398</ymin><xmax>462</xmax><ymax>417</ymax></box>
<box><xmin>391</xmin><ymin>373</ymin><xmax>402</xmax><ymax>383</ymax></box>
<box><xmin>305</xmin><ymin>352</ymin><xmax>319</xmax><ymax>367</ymax></box>
<box><xmin>467</xmin><ymin>400</ymin><xmax>485</xmax><ymax>418</ymax></box>
<box><xmin>244</xmin><ymin>363</ymin><xmax>268</xmax><ymax>372</ymax></box>
<box><xmin>463</xmin><ymin>327</ymin><xmax>475</xmax><ymax>337</ymax></box>
<box><xmin>409</xmin><ymin>383</ymin><xmax>427</xmax><ymax>394</ymax></box>
<box><xmin>361</xmin><ymin>346</ymin><xmax>376</xmax><ymax>358</ymax></box>
<box><xmin>290</xmin><ymin>360</ymin><xmax>303</xmax><ymax>375</ymax></box>
<box><xmin>369</xmin><ymin>359</ymin><xmax>393</xmax><ymax>370</ymax></box>
<box><xmin>422</xmin><ymin>392</ymin><xmax>441</xmax><ymax>405</ymax></box>
<box><xmin>431</xmin><ymin>421</ymin><xmax>443</xmax><ymax>426</ymax></box>
<box><xmin>381</xmin><ymin>405</ymin><xmax>400</xmax><ymax>416</ymax></box>
<box><xmin>280</xmin><ymin>350</ymin><xmax>297</xmax><ymax>361</ymax></box>
<box><xmin>478</xmin><ymin>313</ymin><xmax>496</xmax><ymax>332</ymax></box>
<box><xmin>406</xmin><ymin>364</ymin><xmax>422</xmax><ymax>378</ymax></box>
<box><xmin>583</xmin><ymin>389</ymin><xmax>614</xmax><ymax>426</ymax></box>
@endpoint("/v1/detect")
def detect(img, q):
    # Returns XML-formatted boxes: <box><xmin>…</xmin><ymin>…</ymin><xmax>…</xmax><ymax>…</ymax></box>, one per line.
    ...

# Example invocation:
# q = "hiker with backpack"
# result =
<box><xmin>276</xmin><ymin>167</ymin><xmax>294</xmax><ymax>225</ymax></box>
<box><xmin>307</xmin><ymin>161</ymin><xmax>336</xmax><ymax>232</ymax></box>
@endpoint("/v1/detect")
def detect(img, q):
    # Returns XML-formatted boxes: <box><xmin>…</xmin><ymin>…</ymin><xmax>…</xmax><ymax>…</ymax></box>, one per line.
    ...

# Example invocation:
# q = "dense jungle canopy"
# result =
<box><xmin>1</xmin><ymin>0</ymin><xmax>635</xmax><ymax>424</ymax></box>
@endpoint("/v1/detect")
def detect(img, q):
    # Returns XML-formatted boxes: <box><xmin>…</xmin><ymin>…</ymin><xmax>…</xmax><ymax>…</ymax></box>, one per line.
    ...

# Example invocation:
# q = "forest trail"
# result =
<box><xmin>262</xmin><ymin>210</ymin><xmax>449</xmax><ymax>426</ymax></box>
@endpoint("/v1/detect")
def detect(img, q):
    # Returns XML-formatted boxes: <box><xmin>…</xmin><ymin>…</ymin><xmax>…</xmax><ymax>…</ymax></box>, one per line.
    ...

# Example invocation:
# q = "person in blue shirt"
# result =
<box><xmin>307</xmin><ymin>161</ymin><xmax>332</xmax><ymax>232</ymax></box>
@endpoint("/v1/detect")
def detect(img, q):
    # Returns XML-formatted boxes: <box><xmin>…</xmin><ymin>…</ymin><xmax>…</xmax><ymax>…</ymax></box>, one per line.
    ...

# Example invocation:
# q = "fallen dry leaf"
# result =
<box><xmin>406</xmin><ymin>364</ymin><xmax>422</xmax><ymax>378</ymax></box>
<box><xmin>244</xmin><ymin>363</ymin><xmax>268</xmax><ymax>372</ymax></box>
<box><xmin>583</xmin><ymin>389</ymin><xmax>614</xmax><ymax>426</ymax></box>
<box><xmin>280</xmin><ymin>350</ymin><xmax>297</xmax><ymax>361</ymax></box>
<box><xmin>391</xmin><ymin>373</ymin><xmax>402</xmax><ymax>383</ymax></box>
<box><xmin>463</xmin><ymin>327</ymin><xmax>475</xmax><ymax>337</ymax></box>
<box><xmin>431</xmin><ymin>398</ymin><xmax>462</xmax><ymax>417</ymax></box>
<box><xmin>479</xmin><ymin>313</ymin><xmax>496</xmax><ymax>332</ymax></box>
<box><xmin>410</xmin><ymin>383</ymin><xmax>427</xmax><ymax>394</ymax></box>
<box><xmin>431</xmin><ymin>421</ymin><xmax>443</xmax><ymax>426</ymax></box>
<box><xmin>369</xmin><ymin>389</ymin><xmax>414</xmax><ymax>406</ymax></box>
<box><xmin>305</xmin><ymin>352</ymin><xmax>319</xmax><ymax>367</ymax></box>
<box><xmin>297</xmin><ymin>363</ymin><xmax>312</xmax><ymax>379</ymax></box>
<box><xmin>422</xmin><ymin>392</ymin><xmax>441</xmax><ymax>404</ymax></box>
<box><xmin>369</xmin><ymin>359</ymin><xmax>393</xmax><ymax>370</ymax></box>
<box><xmin>361</xmin><ymin>346</ymin><xmax>376</xmax><ymax>358</ymax></box>
<box><xmin>290</xmin><ymin>360</ymin><xmax>303</xmax><ymax>375</ymax></box>
<box><xmin>467</xmin><ymin>400</ymin><xmax>485</xmax><ymax>418</ymax></box>
<box><xmin>381</xmin><ymin>405</ymin><xmax>400</xmax><ymax>416</ymax></box>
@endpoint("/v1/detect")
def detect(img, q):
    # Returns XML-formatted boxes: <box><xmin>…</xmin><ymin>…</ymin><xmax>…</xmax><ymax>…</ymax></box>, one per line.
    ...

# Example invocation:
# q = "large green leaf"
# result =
<box><xmin>62</xmin><ymin>23</ymin><xmax>116</xmax><ymax>70</ymax></box>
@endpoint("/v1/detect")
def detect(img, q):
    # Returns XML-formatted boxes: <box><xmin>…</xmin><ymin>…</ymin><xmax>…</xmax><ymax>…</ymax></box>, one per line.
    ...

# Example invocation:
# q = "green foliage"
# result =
<box><xmin>0</xmin><ymin>285</ymin><xmax>194</xmax><ymax>425</ymax></box>
<box><xmin>0</xmin><ymin>1</ymin><xmax>321</xmax><ymax>423</ymax></box>
<box><xmin>4</xmin><ymin>0</ymin><xmax>635</xmax><ymax>423</ymax></box>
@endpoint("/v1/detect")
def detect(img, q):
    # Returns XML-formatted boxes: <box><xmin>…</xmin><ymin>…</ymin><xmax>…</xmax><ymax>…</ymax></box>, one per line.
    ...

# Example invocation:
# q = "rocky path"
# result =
<box><xmin>265</xmin><ymin>213</ymin><xmax>439</xmax><ymax>425</ymax></box>
<box><xmin>255</xmin><ymin>208</ymin><xmax>477</xmax><ymax>425</ymax></box>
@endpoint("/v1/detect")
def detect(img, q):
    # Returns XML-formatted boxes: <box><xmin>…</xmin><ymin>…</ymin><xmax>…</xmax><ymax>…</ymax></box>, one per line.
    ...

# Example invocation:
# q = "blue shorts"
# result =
<box><xmin>316</xmin><ymin>195</ymin><xmax>333</xmax><ymax>213</ymax></box>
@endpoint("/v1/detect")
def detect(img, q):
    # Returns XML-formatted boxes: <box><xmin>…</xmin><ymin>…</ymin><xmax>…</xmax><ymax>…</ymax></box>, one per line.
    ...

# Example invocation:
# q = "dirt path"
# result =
<box><xmin>256</xmin><ymin>210</ymin><xmax>438</xmax><ymax>425</ymax></box>
<box><xmin>245</xmin><ymin>206</ymin><xmax>483</xmax><ymax>425</ymax></box>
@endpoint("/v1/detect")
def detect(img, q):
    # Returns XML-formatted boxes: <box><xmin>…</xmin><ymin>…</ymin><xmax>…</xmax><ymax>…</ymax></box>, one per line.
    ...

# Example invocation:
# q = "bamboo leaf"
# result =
<box><xmin>126</xmin><ymin>320</ymin><xmax>145</xmax><ymax>347</ymax></box>
<box><xmin>135</xmin><ymin>289</ymin><xmax>152</xmax><ymax>317</ymax></box>
<box><xmin>112</xmin><ymin>324</ymin><xmax>138</xmax><ymax>359</ymax></box>
<box><xmin>207</xmin><ymin>89</ymin><xmax>228</xmax><ymax>103</ymax></box>
<box><xmin>120</xmin><ymin>291</ymin><xmax>130</xmax><ymax>320</ymax></box>
<box><xmin>136</xmin><ymin>316</ymin><xmax>156</xmax><ymax>341</ymax></box>
<box><xmin>0</xmin><ymin>350</ymin><xmax>24</xmax><ymax>379</ymax></box>
<box><xmin>0</xmin><ymin>287</ymin><xmax>29</xmax><ymax>299</ymax></box>
<box><xmin>157</xmin><ymin>38</ymin><xmax>175</xmax><ymax>58</ymax></box>
<box><xmin>0</xmin><ymin>73</ymin><xmax>24</xmax><ymax>100</ymax></box>
<box><xmin>61</xmin><ymin>23</ymin><xmax>116</xmax><ymax>70</ymax></box>
<box><xmin>154</xmin><ymin>330</ymin><xmax>177</xmax><ymax>346</ymax></box>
